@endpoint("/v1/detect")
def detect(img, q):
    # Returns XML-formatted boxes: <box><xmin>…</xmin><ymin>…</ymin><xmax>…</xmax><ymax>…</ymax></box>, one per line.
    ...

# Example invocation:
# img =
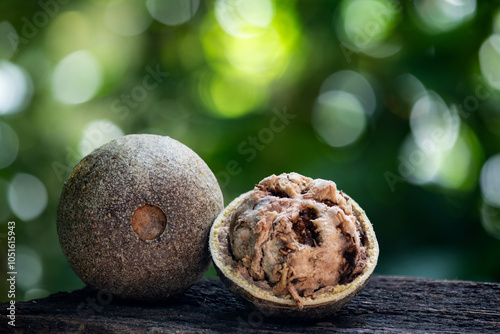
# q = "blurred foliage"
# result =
<box><xmin>1</xmin><ymin>0</ymin><xmax>500</xmax><ymax>302</ymax></box>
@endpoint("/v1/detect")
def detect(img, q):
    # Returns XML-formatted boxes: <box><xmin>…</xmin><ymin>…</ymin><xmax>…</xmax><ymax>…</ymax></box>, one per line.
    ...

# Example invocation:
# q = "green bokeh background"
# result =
<box><xmin>1</xmin><ymin>0</ymin><xmax>500</xmax><ymax>303</ymax></box>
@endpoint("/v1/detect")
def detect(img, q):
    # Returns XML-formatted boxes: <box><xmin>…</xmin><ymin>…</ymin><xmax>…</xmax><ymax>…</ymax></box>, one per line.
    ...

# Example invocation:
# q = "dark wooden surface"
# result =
<box><xmin>2</xmin><ymin>275</ymin><xmax>499</xmax><ymax>333</ymax></box>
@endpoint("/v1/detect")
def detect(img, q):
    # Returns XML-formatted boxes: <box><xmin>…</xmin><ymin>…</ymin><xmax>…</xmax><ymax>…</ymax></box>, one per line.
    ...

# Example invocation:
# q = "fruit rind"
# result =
<box><xmin>209</xmin><ymin>187</ymin><xmax>379</xmax><ymax>319</ymax></box>
<box><xmin>58</xmin><ymin>134</ymin><xmax>224</xmax><ymax>300</ymax></box>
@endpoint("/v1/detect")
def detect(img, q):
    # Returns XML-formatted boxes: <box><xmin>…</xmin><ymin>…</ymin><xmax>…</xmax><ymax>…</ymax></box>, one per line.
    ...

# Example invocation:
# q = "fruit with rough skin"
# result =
<box><xmin>57</xmin><ymin>134</ymin><xmax>223</xmax><ymax>300</ymax></box>
<box><xmin>209</xmin><ymin>172</ymin><xmax>378</xmax><ymax>318</ymax></box>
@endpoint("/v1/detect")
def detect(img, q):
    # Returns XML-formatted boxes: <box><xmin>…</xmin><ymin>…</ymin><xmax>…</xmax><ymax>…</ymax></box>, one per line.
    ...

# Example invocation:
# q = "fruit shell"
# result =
<box><xmin>209</xmin><ymin>190</ymin><xmax>379</xmax><ymax>319</ymax></box>
<box><xmin>58</xmin><ymin>134</ymin><xmax>224</xmax><ymax>300</ymax></box>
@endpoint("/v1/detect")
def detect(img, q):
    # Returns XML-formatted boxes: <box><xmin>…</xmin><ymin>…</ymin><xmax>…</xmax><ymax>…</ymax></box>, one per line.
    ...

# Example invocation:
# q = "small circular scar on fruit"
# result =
<box><xmin>209</xmin><ymin>172</ymin><xmax>379</xmax><ymax>319</ymax></box>
<box><xmin>131</xmin><ymin>204</ymin><xmax>167</xmax><ymax>240</ymax></box>
<box><xmin>57</xmin><ymin>134</ymin><xmax>223</xmax><ymax>300</ymax></box>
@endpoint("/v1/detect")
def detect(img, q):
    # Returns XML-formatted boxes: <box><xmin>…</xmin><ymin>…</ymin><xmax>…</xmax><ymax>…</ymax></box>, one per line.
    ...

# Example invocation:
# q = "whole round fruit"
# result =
<box><xmin>210</xmin><ymin>172</ymin><xmax>378</xmax><ymax>319</ymax></box>
<box><xmin>57</xmin><ymin>134</ymin><xmax>223</xmax><ymax>300</ymax></box>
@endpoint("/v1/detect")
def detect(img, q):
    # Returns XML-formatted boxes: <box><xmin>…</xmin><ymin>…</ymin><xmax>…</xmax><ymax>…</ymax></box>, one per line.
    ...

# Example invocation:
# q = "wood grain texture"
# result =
<box><xmin>1</xmin><ymin>276</ymin><xmax>499</xmax><ymax>333</ymax></box>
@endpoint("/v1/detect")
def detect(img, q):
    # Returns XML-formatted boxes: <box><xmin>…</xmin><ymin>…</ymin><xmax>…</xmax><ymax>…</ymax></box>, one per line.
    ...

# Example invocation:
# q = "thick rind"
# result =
<box><xmin>209</xmin><ymin>188</ymin><xmax>379</xmax><ymax>319</ymax></box>
<box><xmin>57</xmin><ymin>134</ymin><xmax>224</xmax><ymax>300</ymax></box>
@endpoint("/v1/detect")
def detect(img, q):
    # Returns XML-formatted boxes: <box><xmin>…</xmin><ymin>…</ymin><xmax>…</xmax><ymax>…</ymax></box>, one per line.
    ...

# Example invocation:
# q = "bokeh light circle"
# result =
<box><xmin>0</xmin><ymin>61</ymin><xmax>33</xmax><ymax>115</ymax></box>
<box><xmin>79</xmin><ymin>120</ymin><xmax>124</xmax><ymax>157</ymax></box>
<box><xmin>105</xmin><ymin>0</ymin><xmax>152</xmax><ymax>36</ymax></box>
<box><xmin>479</xmin><ymin>34</ymin><xmax>500</xmax><ymax>90</ymax></box>
<box><xmin>52</xmin><ymin>50</ymin><xmax>102</xmax><ymax>105</ymax></box>
<box><xmin>223</xmin><ymin>26</ymin><xmax>288</xmax><ymax>76</ymax></box>
<box><xmin>312</xmin><ymin>90</ymin><xmax>367</xmax><ymax>148</ymax></box>
<box><xmin>320</xmin><ymin>70</ymin><xmax>376</xmax><ymax>116</ymax></box>
<box><xmin>480</xmin><ymin>154</ymin><xmax>500</xmax><ymax>208</ymax></box>
<box><xmin>339</xmin><ymin>0</ymin><xmax>399</xmax><ymax>52</ymax></box>
<box><xmin>413</xmin><ymin>0</ymin><xmax>476</xmax><ymax>34</ymax></box>
<box><xmin>146</xmin><ymin>0</ymin><xmax>200</xmax><ymax>26</ymax></box>
<box><xmin>399</xmin><ymin>133</ymin><xmax>442</xmax><ymax>185</ymax></box>
<box><xmin>16</xmin><ymin>246</ymin><xmax>43</xmax><ymax>290</ymax></box>
<box><xmin>409</xmin><ymin>91</ymin><xmax>460</xmax><ymax>151</ymax></box>
<box><xmin>202</xmin><ymin>6</ymin><xmax>299</xmax><ymax>84</ymax></box>
<box><xmin>0</xmin><ymin>122</ymin><xmax>19</xmax><ymax>169</ymax></box>
<box><xmin>481</xmin><ymin>201</ymin><xmax>500</xmax><ymax>240</ymax></box>
<box><xmin>399</xmin><ymin>123</ymin><xmax>478</xmax><ymax>190</ymax></box>
<box><xmin>494</xmin><ymin>10</ymin><xmax>500</xmax><ymax>34</ymax></box>
<box><xmin>202</xmin><ymin>72</ymin><xmax>265</xmax><ymax>118</ymax></box>
<box><xmin>45</xmin><ymin>12</ymin><xmax>91</xmax><ymax>60</ymax></box>
<box><xmin>434</xmin><ymin>129</ymin><xmax>474</xmax><ymax>190</ymax></box>
<box><xmin>8</xmin><ymin>173</ymin><xmax>48</xmax><ymax>221</ymax></box>
<box><xmin>215</xmin><ymin>0</ymin><xmax>275</xmax><ymax>38</ymax></box>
